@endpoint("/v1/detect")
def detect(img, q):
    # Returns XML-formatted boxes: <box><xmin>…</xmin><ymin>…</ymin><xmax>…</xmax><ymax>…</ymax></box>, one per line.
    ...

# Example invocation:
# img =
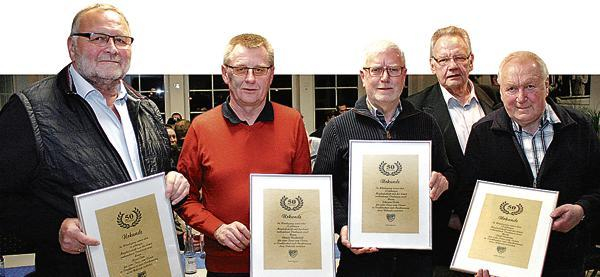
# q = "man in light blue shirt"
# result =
<box><xmin>0</xmin><ymin>4</ymin><xmax>189</xmax><ymax>275</ymax></box>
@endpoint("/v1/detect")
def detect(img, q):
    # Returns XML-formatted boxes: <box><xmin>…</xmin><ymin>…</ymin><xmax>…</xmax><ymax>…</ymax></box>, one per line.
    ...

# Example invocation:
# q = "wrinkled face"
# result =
<box><xmin>499</xmin><ymin>58</ymin><xmax>549</xmax><ymax>130</ymax></box>
<box><xmin>430</xmin><ymin>35</ymin><xmax>473</xmax><ymax>92</ymax></box>
<box><xmin>222</xmin><ymin>45</ymin><xmax>274</xmax><ymax>109</ymax></box>
<box><xmin>68</xmin><ymin>9</ymin><xmax>131</xmax><ymax>83</ymax></box>
<box><xmin>360</xmin><ymin>48</ymin><xmax>406</xmax><ymax>108</ymax></box>
<box><xmin>166</xmin><ymin>128</ymin><xmax>177</xmax><ymax>146</ymax></box>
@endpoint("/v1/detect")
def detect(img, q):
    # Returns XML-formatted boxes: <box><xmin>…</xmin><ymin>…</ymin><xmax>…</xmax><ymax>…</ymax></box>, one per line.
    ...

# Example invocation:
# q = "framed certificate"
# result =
<box><xmin>74</xmin><ymin>173</ymin><xmax>183</xmax><ymax>277</ymax></box>
<box><xmin>450</xmin><ymin>180</ymin><xmax>558</xmax><ymax>276</ymax></box>
<box><xmin>348</xmin><ymin>140</ymin><xmax>432</xmax><ymax>249</ymax></box>
<box><xmin>250</xmin><ymin>174</ymin><xmax>336</xmax><ymax>277</ymax></box>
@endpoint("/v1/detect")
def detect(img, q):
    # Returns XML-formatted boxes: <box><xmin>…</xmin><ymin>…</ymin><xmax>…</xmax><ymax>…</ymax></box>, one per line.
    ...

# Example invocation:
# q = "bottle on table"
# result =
<box><xmin>184</xmin><ymin>225</ymin><xmax>197</xmax><ymax>274</ymax></box>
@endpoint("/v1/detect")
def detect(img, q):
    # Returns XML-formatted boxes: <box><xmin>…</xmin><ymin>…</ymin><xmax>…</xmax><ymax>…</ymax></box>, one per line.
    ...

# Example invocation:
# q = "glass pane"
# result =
<box><xmin>214</xmin><ymin>91</ymin><xmax>228</xmax><ymax>106</ymax></box>
<box><xmin>270</xmin><ymin>89</ymin><xmax>292</xmax><ymax>107</ymax></box>
<box><xmin>141</xmin><ymin>90</ymin><xmax>165</xmax><ymax>113</ymax></box>
<box><xmin>337</xmin><ymin>88</ymin><xmax>358</xmax><ymax>107</ymax></box>
<box><xmin>271</xmin><ymin>75</ymin><xmax>292</xmax><ymax>88</ymax></box>
<box><xmin>189</xmin><ymin>91</ymin><xmax>212</xmax><ymax>112</ymax></box>
<box><xmin>124</xmin><ymin>75</ymin><xmax>140</xmax><ymax>90</ymax></box>
<box><xmin>315</xmin><ymin>88</ymin><xmax>336</xmax><ymax>108</ymax></box>
<box><xmin>315</xmin><ymin>75</ymin><xmax>335</xmax><ymax>87</ymax></box>
<box><xmin>213</xmin><ymin>75</ymin><xmax>228</xmax><ymax>89</ymax></box>
<box><xmin>337</xmin><ymin>75</ymin><xmax>358</xmax><ymax>87</ymax></box>
<box><xmin>190</xmin><ymin>112</ymin><xmax>202</xmax><ymax>121</ymax></box>
<box><xmin>189</xmin><ymin>75</ymin><xmax>212</xmax><ymax>90</ymax></box>
<box><xmin>140</xmin><ymin>75</ymin><xmax>164</xmax><ymax>91</ymax></box>
<box><xmin>315</xmin><ymin>109</ymin><xmax>335</xmax><ymax>130</ymax></box>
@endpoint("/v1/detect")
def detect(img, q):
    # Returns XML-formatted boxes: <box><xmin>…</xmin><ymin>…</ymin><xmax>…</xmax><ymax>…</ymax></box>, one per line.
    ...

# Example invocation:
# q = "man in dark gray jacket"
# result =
<box><xmin>0</xmin><ymin>4</ymin><xmax>189</xmax><ymax>276</ymax></box>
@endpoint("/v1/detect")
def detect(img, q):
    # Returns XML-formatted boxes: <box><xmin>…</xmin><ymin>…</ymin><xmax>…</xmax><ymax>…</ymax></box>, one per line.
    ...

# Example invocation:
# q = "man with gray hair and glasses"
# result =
<box><xmin>461</xmin><ymin>51</ymin><xmax>600</xmax><ymax>277</ymax></box>
<box><xmin>0</xmin><ymin>4</ymin><xmax>189</xmax><ymax>276</ymax></box>
<box><xmin>314</xmin><ymin>40</ymin><xmax>455</xmax><ymax>276</ymax></box>
<box><xmin>175</xmin><ymin>33</ymin><xmax>311</xmax><ymax>276</ymax></box>
<box><xmin>408</xmin><ymin>26</ymin><xmax>501</xmax><ymax>274</ymax></box>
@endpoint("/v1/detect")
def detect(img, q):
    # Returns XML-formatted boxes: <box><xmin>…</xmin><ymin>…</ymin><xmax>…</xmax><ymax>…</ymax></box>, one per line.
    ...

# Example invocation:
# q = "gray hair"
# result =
<box><xmin>497</xmin><ymin>51</ymin><xmax>549</xmax><ymax>84</ymax></box>
<box><xmin>223</xmin><ymin>33</ymin><xmax>274</xmax><ymax>66</ymax></box>
<box><xmin>71</xmin><ymin>4</ymin><xmax>129</xmax><ymax>35</ymax></box>
<box><xmin>363</xmin><ymin>40</ymin><xmax>405</xmax><ymax>67</ymax></box>
<box><xmin>430</xmin><ymin>26</ymin><xmax>471</xmax><ymax>57</ymax></box>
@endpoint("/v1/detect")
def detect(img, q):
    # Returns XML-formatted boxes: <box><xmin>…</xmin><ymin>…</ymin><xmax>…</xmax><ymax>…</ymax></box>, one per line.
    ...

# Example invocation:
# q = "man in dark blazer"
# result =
<box><xmin>407</xmin><ymin>26</ymin><xmax>501</xmax><ymax>273</ymax></box>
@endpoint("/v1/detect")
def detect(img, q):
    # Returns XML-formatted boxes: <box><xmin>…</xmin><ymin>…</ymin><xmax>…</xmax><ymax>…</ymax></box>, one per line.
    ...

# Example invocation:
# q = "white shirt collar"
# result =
<box><xmin>69</xmin><ymin>65</ymin><xmax>128</xmax><ymax>101</ymax></box>
<box><xmin>440</xmin><ymin>80</ymin><xmax>479</xmax><ymax>107</ymax></box>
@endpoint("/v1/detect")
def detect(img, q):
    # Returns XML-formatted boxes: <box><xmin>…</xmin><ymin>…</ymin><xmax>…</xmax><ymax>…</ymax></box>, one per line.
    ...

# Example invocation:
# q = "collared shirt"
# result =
<box><xmin>440</xmin><ymin>81</ymin><xmax>486</xmax><ymax>154</ymax></box>
<box><xmin>222</xmin><ymin>97</ymin><xmax>274</xmax><ymax>125</ymax></box>
<box><xmin>365</xmin><ymin>97</ymin><xmax>402</xmax><ymax>130</ymax></box>
<box><xmin>69</xmin><ymin>66</ymin><xmax>143</xmax><ymax>180</ymax></box>
<box><xmin>511</xmin><ymin>103</ymin><xmax>561</xmax><ymax>187</ymax></box>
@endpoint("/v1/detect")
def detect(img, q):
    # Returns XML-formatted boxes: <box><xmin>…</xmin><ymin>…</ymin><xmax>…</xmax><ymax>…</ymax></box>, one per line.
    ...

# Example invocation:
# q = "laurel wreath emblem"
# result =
<box><xmin>499</xmin><ymin>202</ymin><xmax>523</xmax><ymax>216</ymax></box>
<box><xmin>378</xmin><ymin>161</ymin><xmax>403</xmax><ymax>176</ymax></box>
<box><xmin>280</xmin><ymin>196</ymin><xmax>304</xmax><ymax>211</ymax></box>
<box><xmin>116</xmin><ymin>207</ymin><xmax>142</xmax><ymax>229</ymax></box>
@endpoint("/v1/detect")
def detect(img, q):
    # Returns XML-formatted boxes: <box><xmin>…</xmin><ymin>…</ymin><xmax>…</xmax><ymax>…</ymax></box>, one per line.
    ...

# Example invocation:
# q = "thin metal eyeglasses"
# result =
<box><xmin>71</xmin><ymin>32</ymin><xmax>134</xmax><ymax>48</ymax></box>
<box><xmin>431</xmin><ymin>54</ymin><xmax>471</xmax><ymax>66</ymax></box>
<box><xmin>362</xmin><ymin>66</ymin><xmax>405</xmax><ymax>77</ymax></box>
<box><xmin>224</xmin><ymin>65</ymin><xmax>272</xmax><ymax>76</ymax></box>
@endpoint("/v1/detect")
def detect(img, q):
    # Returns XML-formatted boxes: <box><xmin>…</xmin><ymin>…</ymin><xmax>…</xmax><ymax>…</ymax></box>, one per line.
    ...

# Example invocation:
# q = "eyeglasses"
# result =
<box><xmin>431</xmin><ymin>54</ymin><xmax>471</xmax><ymax>66</ymax></box>
<box><xmin>71</xmin><ymin>32</ymin><xmax>134</xmax><ymax>48</ymax></box>
<box><xmin>224</xmin><ymin>65</ymin><xmax>272</xmax><ymax>76</ymax></box>
<box><xmin>362</xmin><ymin>66</ymin><xmax>405</xmax><ymax>77</ymax></box>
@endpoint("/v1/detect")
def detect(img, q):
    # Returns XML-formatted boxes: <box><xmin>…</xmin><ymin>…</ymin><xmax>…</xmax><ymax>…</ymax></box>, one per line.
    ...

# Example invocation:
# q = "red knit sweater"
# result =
<box><xmin>176</xmin><ymin>102</ymin><xmax>311</xmax><ymax>273</ymax></box>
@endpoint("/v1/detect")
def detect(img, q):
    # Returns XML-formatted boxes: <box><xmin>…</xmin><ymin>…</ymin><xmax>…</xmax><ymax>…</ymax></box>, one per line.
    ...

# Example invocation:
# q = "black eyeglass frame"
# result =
<box><xmin>70</xmin><ymin>32</ymin><xmax>135</xmax><ymax>47</ymax></box>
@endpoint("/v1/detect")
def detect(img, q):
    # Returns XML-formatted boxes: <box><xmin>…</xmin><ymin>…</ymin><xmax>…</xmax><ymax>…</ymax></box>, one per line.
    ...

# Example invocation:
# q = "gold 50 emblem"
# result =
<box><xmin>499</xmin><ymin>201</ymin><xmax>523</xmax><ymax>216</ymax></box>
<box><xmin>280</xmin><ymin>196</ymin><xmax>304</xmax><ymax>211</ymax></box>
<box><xmin>379</xmin><ymin>161</ymin><xmax>402</xmax><ymax>176</ymax></box>
<box><xmin>116</xmin><ymin>207</ymin><xmax>142</xmax><ymax>229</ymax></box>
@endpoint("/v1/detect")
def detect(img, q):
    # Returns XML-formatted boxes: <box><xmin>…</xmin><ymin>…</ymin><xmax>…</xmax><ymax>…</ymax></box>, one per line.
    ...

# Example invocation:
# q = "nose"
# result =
<box><xmin>245</xmin><ymin>69</ymin><xmax>257</xmax><ymax>83</ymax></box>
<box><xmin>104</xmin><ymin>37</ymin><xmax>119</xmax><ymax>53</ymax></box>
<box><xmin>516</xmin><ymin>89</ymin><xmax>528</xmax><ymax>102</ymax></box>
<box><xmin>379</xmin><ymin>69</ymin><xmax>390</xmax><ymax>82</ymax></box>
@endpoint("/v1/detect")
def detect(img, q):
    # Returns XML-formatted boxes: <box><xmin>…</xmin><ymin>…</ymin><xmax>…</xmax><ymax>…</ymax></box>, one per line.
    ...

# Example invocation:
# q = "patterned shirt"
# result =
<box><xmin>366</xmin><ymin>97</ymin><xmax>402</xmax><ymax>130</ymax></box>
<box><xmin>511</xmin><ymin>103</ymin><xmax>561</xmax><ymax>187</ymax></box>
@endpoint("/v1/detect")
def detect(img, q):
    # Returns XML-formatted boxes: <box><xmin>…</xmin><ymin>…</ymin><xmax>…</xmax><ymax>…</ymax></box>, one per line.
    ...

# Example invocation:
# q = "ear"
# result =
<box><xmin>467</xmin><ymin>53</ymin><xmax>475</xmax><ymax>71</ymax></box>
<box><xmin>429</xmin><ymin>58</ymin><xmax>436</xmax><ymax>74</ymax></box>
<box><xmin>359</xmin><ymin>69</ymin><xmax>367</xmax><ymax>88</ymax></box>
<box><xmin>221</xmin><ymin>65</ymin><xmax>230</xmax><ymax>85</ymax></box>
<box><xmin>267</xmin><ymin>66</ymin><xmax>275</xmax><ymax>87</ymax></box>
<box><xmin>67</xmin><ymin>36</ymin><xmax>76</xmax><ymax>61</ymax></box>
<box><xmin>544</xmin><ymin>77</ymin><xmax>550</xmax><ymax>97</ymax></box>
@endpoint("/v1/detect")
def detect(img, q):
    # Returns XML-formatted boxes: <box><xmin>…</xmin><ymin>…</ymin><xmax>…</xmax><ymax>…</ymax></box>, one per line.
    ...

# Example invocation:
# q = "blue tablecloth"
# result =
<box><xmin>3</xmin><ymin>265</ymin><xmax>35</xmax><ymax>277</ymax></box>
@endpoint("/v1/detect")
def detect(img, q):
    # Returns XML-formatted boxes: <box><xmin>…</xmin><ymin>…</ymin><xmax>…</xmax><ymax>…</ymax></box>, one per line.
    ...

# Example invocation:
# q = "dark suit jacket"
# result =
<box><xmin>407</xmin><ymin>82</ymin><xmax>500</xmax><ymax>265</ymax></box>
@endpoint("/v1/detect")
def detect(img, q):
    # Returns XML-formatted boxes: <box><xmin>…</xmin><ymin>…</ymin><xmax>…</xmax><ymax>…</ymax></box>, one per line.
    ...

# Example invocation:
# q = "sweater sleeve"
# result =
<box><xmin>292</xmin><ymin>115</ymin><xmax>311</xmax><ymax>174</ymax></box>
<box><xmin>175</xmin><ymin>123</ymin><xmax>225</xmax><ymax>238</ymax></box>
<box><xmin>313</xmin><ymin>121</ymin><xmax>346</xmax><ymax>234</ymax></box>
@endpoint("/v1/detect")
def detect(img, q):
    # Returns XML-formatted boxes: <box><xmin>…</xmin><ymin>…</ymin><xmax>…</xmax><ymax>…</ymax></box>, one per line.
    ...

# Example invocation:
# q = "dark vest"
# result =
<box><xmin>16</xmin><ymin>66</ymin><xmax>170</xmax><ymax>218</ymax></box>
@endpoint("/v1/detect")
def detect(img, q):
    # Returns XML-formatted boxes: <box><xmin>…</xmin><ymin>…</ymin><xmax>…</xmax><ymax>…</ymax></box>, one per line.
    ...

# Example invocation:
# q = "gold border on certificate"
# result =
<box><xmin>250</xmin><ymin>174</ymin><xmax>336</xmax><ymax>277</ymax></box>
<box><xmin>74</xmin><ymin>173</ymin><xmax>183</xmax><ymax>277</ymax></box>
<box><xmin>450</xmin><ymin>180</ymin><xmax>558</xmax><ymax>277</ymax></box>
<box><xmin>348</xmin><ymin>140</ymin><xmax>432</xmax><ymax>249</ymax></box>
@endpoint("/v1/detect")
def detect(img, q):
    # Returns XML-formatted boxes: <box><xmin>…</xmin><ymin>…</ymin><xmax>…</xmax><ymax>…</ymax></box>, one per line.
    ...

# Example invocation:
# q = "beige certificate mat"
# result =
<box><xmin>74</xmin><ymin>173</ymin><xmax>183</xmax><ymax>277</ymax></box>
<box><xmin>250</xmin><ymin>174</ymin><xmax>335</xmax><ymax>277</ymax></box>
<box><xmin>348</xmin><ymin>140</ymin><xmax>432</xmax><ymax>249</ymax></box>
<box><xmin>451</xmin><ymin>180</ymin><xmax>558</xmax><ymax>276</ymax></box>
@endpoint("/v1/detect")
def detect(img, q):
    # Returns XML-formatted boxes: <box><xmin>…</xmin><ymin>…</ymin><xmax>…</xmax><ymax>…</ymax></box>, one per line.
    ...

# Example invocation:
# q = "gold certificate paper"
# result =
<box><xmin>96</xmin><ymin>194</ymin><xmax>170</xmax><ymax>276</ymax></box>
<box><xmin>362</xmin><ymin>154</ymin><xmax>419</xmax><ymax>233</ymax></box>
<box><xmin>451</xmin><ymin>180</ymin><xmax>557</xmax><ymax>277</ymax></box>
<box><xmin>263</xmin><ymin>189</ymin><xmax>321</xmax><ymax>269</ymax></box>
<box><xmin>348</xmin><ymin>140</ymin><xmax>432</xmax><ymax>249</ymax></box>
<box><xmin>250</xmin><ymin>174</ymin><xmax>336</xmax><ymax>277</ymax></box>
<box><xmin>75</xmin><ymin>173</ymin><xmax>183</xmax><ymax>277</ymax></box>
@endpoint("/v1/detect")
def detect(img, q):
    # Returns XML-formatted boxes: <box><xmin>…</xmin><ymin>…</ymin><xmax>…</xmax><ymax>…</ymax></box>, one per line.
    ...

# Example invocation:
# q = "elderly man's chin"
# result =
<box><xmin>77</xmin><ymin>61</ymin><xmax>128</xmax><ymax>82</ymax></box>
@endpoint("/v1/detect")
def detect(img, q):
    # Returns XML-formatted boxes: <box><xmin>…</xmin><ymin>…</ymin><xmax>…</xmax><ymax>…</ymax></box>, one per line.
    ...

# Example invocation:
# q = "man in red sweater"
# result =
<box><xmin>176</xmin><ymin>33</ymin><xmax>311</xmax><ymax>276</ymax></box>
